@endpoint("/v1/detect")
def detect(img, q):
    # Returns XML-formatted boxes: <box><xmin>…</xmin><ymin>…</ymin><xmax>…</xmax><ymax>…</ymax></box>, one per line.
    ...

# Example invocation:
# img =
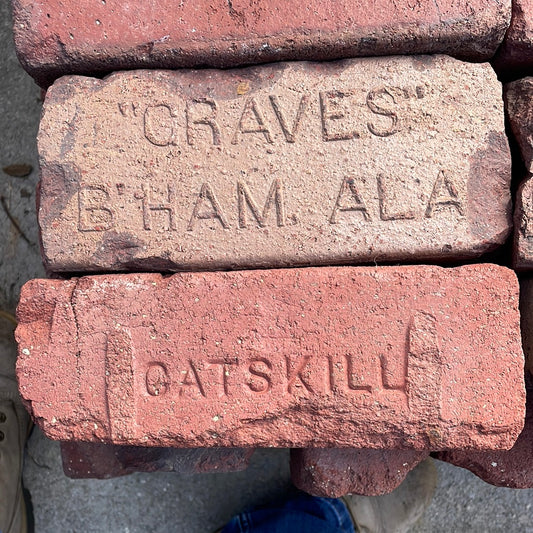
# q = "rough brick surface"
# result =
<box><xmin>505</xmin><ymin>78</ymin><xmax>533</xmax><ymax>174</ymax></box>
<box><xmin>521</xmin><ymin>277</ymin><xmax>533</xmax><ymax>379</ymax></box>
<box><xmin>513</xmin><ymin>178</ymin><xmax>533</xmax><ymax>269</ymax></box>
<box><xmin>434</xmin><ymin>279</ymin><xmax>533</xmax><ymax>488</ymax></box>
<box><xmin>290</xmin><ymin>449</ymin><xmax>428</xmax><ymax>497</ymax></box>
<box><xmin>15</xmin><ymin>265</ymin><xmax>525</xmax><ymax>449</ymax></box>
<box><xmin>60</xmin><ymin>442</ymin><xmax>254</xmax><ymax>479</ymax></box>
<box><xmin>13</xmin><ymin>0</ymin><xmax>511</xmax><ymax>87</ymax></box>
<box><xmin>38</xmin><ymin>57</ymin><xmax>511</xmax><ymax>273</ymax></box>
<box><xmin>435</xmin><ymin>379</ymin><xmax>533</xmax><ymax>488</ymax></box>
<box><xmin>493</xmin><ymin>0</ymin><xmax>533</xmax><ymax>74</ymax></box>
<box><xmin>505</xmin><ymin>79</ymin><xmax>533</xmax><ymax>269</ymax></box>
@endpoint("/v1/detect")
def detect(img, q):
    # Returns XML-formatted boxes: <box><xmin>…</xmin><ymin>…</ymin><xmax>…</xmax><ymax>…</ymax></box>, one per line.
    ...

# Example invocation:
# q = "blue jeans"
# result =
<box><xmin>221</xmin><ymin>492</ymin><xmax>356</xmax><ymax>533</ymax></box>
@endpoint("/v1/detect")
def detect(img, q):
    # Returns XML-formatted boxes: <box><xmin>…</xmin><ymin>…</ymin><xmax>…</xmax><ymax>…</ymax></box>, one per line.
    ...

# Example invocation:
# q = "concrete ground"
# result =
<box><xmin>1</xmin><ymin>2</ymin><xmax>533</xmax><ymax>531</ymax></box>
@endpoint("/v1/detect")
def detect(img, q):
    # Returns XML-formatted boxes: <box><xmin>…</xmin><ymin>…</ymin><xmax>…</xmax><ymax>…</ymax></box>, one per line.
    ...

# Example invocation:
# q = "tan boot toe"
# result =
<box><xmin>343</xmin><ymin>458</ymin><xmax>437</xmax><ymax>533</ymax></box>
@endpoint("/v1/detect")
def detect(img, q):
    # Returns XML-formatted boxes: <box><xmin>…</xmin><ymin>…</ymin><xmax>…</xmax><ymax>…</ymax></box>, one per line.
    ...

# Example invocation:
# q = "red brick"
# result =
<box><xmin>505</xmin><ymin>78</ymin><xmax>533</xmax><ymax>175</ymax></box>
<box><xmin>13</xmin><ymin>0</ymin><xmax>511</xmax><ymax>88</ymax></box>
<box><xmin>434</xmin><ymin>279</ymin><xmax>533</xmax><ymax>488</ymax></box>
<box><xmin>493</xmin><ymin>0</ymin><xmax>533</xmax><ymax>74</ymax></box>
<box><xmin>60</xmin><ymin>442</ymin><xmax>254</xmax><ymax>479</ymax></box>
<box><xmin>15</xmin><ymin>265</ymin><xmax>525</xmax><ymax>449</ymax></box>
<box><xmin>38</xmin><ymin>58</ymin><xmax>511</xmax><ymax>273</ymax></box>
<box><xmin>505</xmin><ymin>79</ymin><xmax>533</xmax><ymax>269</ymax></box>
<box><xmin>513</xmin><ymin>179</ymin><xmax>533</xmax><ymax>270</ymax></box>
<box><xmin>290</xmin><ymin>449</ymin><xmax>428</xmax><ymax>497</ymax></box>
<box><xmin>520</xmin><ymin>277</ymin><xmax>533</xmax><ymax>381</ymax></box>
<box><xmin>434</xmin><ymin>379</ymin><xmax>533</xmax><ymax>488</ymax></box>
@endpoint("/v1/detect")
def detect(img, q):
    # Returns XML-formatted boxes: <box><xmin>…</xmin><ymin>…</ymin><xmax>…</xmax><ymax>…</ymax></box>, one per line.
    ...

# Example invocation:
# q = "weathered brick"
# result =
<box><xmin>522</xmin><ymin>277</ymin><xmax>533</xmax><ymax>378</ymax></box>
<box><xmin>13</xmin><ymin>0</ymin><xmax>511</xmax><ymax>87</ymax></box>
<box><xmin>15</xmin><ymin>265</ymin><xmax>525</xmax><ymax>449</ymax></box>
<box><xmin>434</xmin><ymin>379</ymin><xmax>533</xmax><ymax>488</ymax></box>
<box><xmin>513</xmin><ymin>178</ymin><xmax>533</xmax><ymax>269</ymax></box>
<box><xmin>290</xmin><ymin>449</ymin><xmax>428</xmax><ymax>497</ymax></box>
<box><xmin>505</xmin><ymin>78</ymin><xmax>533</xmax><ymax>174</ymax></box>
<box><xmin>38</xmin><ymin>57</ymin><xmax>511</xmax><ymax>273</ymax></box>
<box><xmin>434</xmin><ymin>280</ymin><xmax>533</xmax><ymax>488</ymax></box>
<box><xmin>60</xmin><ymin>442</ymin><xmax>254</xmax><ymax>479</ymax></box>
<box><xmin>505</xmin><ymin>79</ymin><xmax>533</xmax><ymax>269</ymax></box>
<box><xmin>493</xmin><ymin>0</ymin><xmax>533</xmax><ymax>75</ymax></box>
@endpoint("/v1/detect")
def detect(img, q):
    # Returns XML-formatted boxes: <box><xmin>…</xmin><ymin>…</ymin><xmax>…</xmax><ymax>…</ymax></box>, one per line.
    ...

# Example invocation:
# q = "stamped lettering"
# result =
<box><xmin>330</xmin><ymin>177</ymin><xmax>371</xmax><ymax>224</ymax></box>
<box><xmin>146</xmin><ymin>363</ymin><xmax>171</xmax><ymax>397</ymax></box>
<box><xmin>78</xmin><ymin>186</ymin><xmax>114</xmax><ymax>232</ymax></box>
<box><xmin>187</xmin><ymin>183</ymin><xmax>230</xmax><ymax>231</ymax></box>
<box><xmin>186</xmin><ymin>98</ymin><xmax>221</xmax><ymax>146</ymax></box>
<box><xmin>377</xmin><ymin>174</ymin><xmax>416</xmax><ymax>221</ymax></box>
<box><xmin>269</xmin><ymin>94</ymin><xmax>309</xmax><ymax>143</ymax></box>
<box><xmin>320</xmin><ymin>90</ymin><xmax>361</xmax><ymax>142</ymax></box>
<box><xmin>39</xmin><ymin>58</ymin><xmax>510</xmax><ymax>271</ymax></box>
<box><xmin>232</xmin><ymin>97</ymin><xmax>274</xmax><ymax>144</ymax></box>
<box><xmin>237</xmin><ymin>178</ymin><xmax>286</xmax><ymax>228</ymax></box>
<box><xmin>18</xmin><ymin>265</ymin><xmax>524</xmax><ymax>448</ymax></box>
<box><xmin>144</xmin><ymin>104</ymin><xmax>178</xmax><ymax>146</ymax></box>
<box><xmin>246</xmin><ymin>358</ymin><xmax>273</xmax><ymax>393</ymax></box>
<box><xmin>141</xmin><ymin>184</ymin><xmax>177</xmax><ymax>231</ymax></box>
<box><xmin>425</xmin><ymin>170</ymin><xmax>465</xmax><ymax>218</ymax></box>
<box><xmin>366</xmin><ymin>87</ymin><xmax>400</xmax><ymax>137</ymax></box>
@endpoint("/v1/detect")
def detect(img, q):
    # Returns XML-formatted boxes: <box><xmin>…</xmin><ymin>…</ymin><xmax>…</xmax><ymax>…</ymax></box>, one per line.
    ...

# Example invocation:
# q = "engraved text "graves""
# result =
<box><xmin>119</xmin><ymin>85</ymin><xmax>425</xmax><ymax>147</ymax></box>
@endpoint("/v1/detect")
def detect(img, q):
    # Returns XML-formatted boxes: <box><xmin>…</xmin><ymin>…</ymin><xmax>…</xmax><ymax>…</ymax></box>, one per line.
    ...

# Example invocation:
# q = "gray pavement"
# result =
<box><xmin>1</xmin><ymin>2</ymin><xmax>532</xmax><ymax>531</ymax></box>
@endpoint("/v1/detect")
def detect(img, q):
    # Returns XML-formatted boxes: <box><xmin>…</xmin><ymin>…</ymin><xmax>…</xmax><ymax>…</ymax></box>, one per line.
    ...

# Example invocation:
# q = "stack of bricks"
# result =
<box><xmin>10</xmin><ymin>0</ymin><xmax>533</xmax><ymax>494</ymax></box>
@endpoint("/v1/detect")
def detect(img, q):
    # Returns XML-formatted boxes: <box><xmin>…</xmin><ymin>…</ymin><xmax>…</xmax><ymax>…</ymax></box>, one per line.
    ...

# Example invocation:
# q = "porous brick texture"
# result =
<box><xmin>434</xmin><ymin>279</ymin><xmax>533</xmax><ymax>488</ymax></box>
<box><xmin>521</xmin><ymin>276</ymin><xmax>533</xmax><ymax>377</ymax></box>
<box><xmin>12</xmin><ymin>0</ymin><xmax>511</xmax><ymax>87</ymax></box>
<box><xmin>513</xmin><ymin>178</ymin><xmax>533</xmax><ymax>269</ymax></box>
<box><xmin>38</xmin><ymin>57</ymin><xmax>511</xmax><ymax>273</ymax></box>
<box><xmin>15</xmin><ymin>265</ymin><xmax>525</xmax><ymax>449</ymax></box>
<box><xmin>505</xmin><ymin>78</ymin><xmax>533</xmax><ymax>174</ymax></box>
<box><xmin>60</xmin><ymin>442</ymin><xmax>254</xmax><ymax>479</ymax></box>
<box><xmin>434</xmin><ymin>378</ymin><xmax>533</xmax><ymax>488</ymax></box>
<box><xmin>290</xmin><ymin>448</ymin><xmax>429</xmax><ymax>497</ymax></box>
<box><xmin>493</xmin><ymin>0</ymin><xmax>533</xmax><ymax>75</ymax></box>
<box><xmin>505</xmin><ymin>78</ymin><xmax>533</xmax><ymax>269</ymax></box>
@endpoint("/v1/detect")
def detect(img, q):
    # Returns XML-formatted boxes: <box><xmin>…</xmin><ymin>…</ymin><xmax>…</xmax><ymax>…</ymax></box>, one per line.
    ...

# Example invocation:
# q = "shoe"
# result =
<box><xmin>342</xmin><ymin>458</ymin><xmax>437</xmax><ymax>533</ymax></box>
<box><xmin>0</xmin><ymin>316</ymin><xmax>32</xmax><ymax>533</ymax></box>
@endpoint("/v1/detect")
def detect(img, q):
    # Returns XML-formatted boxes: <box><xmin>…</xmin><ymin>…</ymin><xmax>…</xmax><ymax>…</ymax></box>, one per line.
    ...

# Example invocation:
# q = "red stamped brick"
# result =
<box><xmin>505</xmin><ymin>79</ymin><xmax>533</xmax><ymax>269</ymax></box>
<box><xmin>13</xmin><ymin>0</ymin><xmax>511</xmax><ymax>87</ymax></box>
<box><xmin>494</xmin><ymin>0</ymin><xmax>533</xmax><ymax>74</ymax></box>
<box><xmin>291</xmin><ymin>449</ymin><xmax>428</xmax><ymax>497</ymax></box>
<box><xmin>15</xmin><ymin>265</ymin><xmax>524</xmax><ymax>449</ymax></box>
<box><xmin>38</xmin><ymin>57</ymin><xmax>511</xmax><ymax>273</ymax></box>
<box><xmin>60</xmin><ymin>442</ymin><xmax>254</xmax><ymax>479</ymax></box>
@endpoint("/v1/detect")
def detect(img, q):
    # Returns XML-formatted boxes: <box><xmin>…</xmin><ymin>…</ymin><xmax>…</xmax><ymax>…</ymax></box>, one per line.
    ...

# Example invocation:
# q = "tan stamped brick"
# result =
<box><xmin>38</xmin><ymin>57</ymin><xmax>511</xmax><ymax>273</ymax></box>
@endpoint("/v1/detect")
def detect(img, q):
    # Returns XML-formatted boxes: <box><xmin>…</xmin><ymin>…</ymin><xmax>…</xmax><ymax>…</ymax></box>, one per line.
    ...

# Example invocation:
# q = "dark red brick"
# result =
<box><xmin>61</xmin><ymin>442</ymin><xmax>254</xmax><ymax>479</ymax></box>
<box><xmin>13</xmin><ymin>0</ymin><xmax>511</xmax><ymax>87</ymax></box>
<box><xmin>291</xmin><ymin>449</ymin><xmax>428</xmax><ymax>497</ymax></box>
<box><xmin>493</xmin><ymin>0</ymin><xmax>533</xmax><ymax>75</ymax></box>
